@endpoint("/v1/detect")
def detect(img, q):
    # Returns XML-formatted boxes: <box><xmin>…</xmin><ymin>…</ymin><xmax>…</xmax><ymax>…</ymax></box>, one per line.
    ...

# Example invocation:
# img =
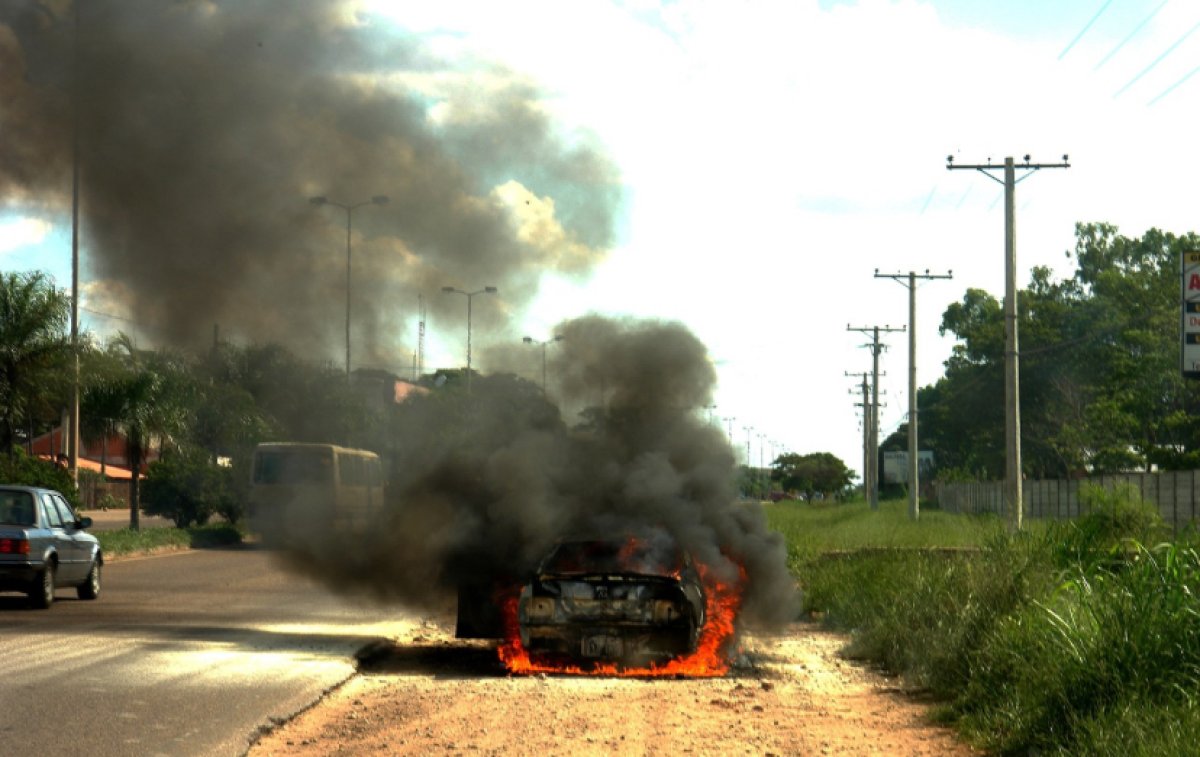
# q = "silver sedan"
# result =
<box><xmin>0</xmin><ymin>485</ymin><xmax>102</xmax><ymax>608</ymax></box>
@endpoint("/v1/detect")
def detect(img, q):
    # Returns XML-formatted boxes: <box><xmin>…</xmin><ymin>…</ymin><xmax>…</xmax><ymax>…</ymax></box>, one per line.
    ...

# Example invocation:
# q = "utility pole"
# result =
<box><xmin>846</xmin><ymin>371</ymin><xmax>872</xmax><ymax>499</ymax></box>
<box><xmin>68</xmin><ymin>0</ymin><xmax>81</xmax><ymax>487</ymax></box>
<box><xmin>875</xmin><ymin>269</ymin><xmax>953</xmax><ymax>521</ymax></box>
<box><xmin>742</xmin><ymin>425</ymin><xmax>754</xmax><ymax>496</ymax></box>
<box><xmin>848</xmin><ymin>324</ymin><xmax>904</xmax><ymax>509</ymax></box>
<box><xmin>947</xmin><ymin>154</ymin><xmax>1069</xmax><ymax>531</ymax></box>
<box><xmin>758</xmin><ymin>432</ymin><xmax>767</xmax><ymax>497</ymax></box>
<box><xmin>416</xmin><ymin>294</ymin><xmax>426</xmax><ymax>382</ymax></box>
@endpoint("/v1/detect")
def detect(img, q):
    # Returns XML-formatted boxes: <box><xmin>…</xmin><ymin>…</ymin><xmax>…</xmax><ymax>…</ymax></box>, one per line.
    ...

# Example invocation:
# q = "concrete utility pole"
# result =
<box><xmin>947</xmin><ymin>154</ymin><xmax>1069</xmax><ymax>531</ymax></box>
<box><xmin>846</xmin><ymin>371</ymin><xmax>873</xmax><ymax>499</ymax></box>
<box><xmin>874</xmin><ymin>269</ymin><xmax>953</xmax><ymax>521</ymax></box>
<box><xmin>847</xmin><ymin>324</ymin><xmax>904</xmax><ymax>509</ymax></box>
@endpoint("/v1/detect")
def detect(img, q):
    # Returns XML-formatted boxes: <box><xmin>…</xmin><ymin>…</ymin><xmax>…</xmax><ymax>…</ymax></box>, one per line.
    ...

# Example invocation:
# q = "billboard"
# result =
<box><xmin>1183</xmin><ymin>251</ymin><xmax>1200</xmax><ymax>379</ymax></box>
<box><xmin>881</xmin><ymin>451</ymin><xmax>935</xmax><ymax>484</ymax></box>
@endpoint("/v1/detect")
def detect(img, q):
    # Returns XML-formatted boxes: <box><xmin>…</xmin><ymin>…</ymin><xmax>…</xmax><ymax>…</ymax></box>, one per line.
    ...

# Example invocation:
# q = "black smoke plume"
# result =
<box><xmin>1</xmin><ymin>0</ymin><xmax>617</xmax><ymax>364</ymax></box>
<box><xmin>280</xmin><ymin>315</ymin><xmax>798</xmax><ymax>630</ymax></box>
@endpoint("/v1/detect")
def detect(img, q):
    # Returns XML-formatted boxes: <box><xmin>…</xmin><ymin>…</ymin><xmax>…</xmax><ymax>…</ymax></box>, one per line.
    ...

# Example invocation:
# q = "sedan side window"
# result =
<box><xmin>40</xmin><ymin>496</ymin><xmax>65</xmax><ymax>528</ymax></box>
<box><xmin>51</xmin><ymin>495</ymin><xmax>78</xmax><ymax>528</ymax></box>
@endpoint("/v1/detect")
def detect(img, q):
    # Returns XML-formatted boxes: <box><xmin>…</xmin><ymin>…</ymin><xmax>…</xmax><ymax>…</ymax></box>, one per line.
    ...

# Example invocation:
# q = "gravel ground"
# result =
<box><xmin>248</xmin><ymin>618</ymin><xmax>978</xmax><ymax>756</ymax></box>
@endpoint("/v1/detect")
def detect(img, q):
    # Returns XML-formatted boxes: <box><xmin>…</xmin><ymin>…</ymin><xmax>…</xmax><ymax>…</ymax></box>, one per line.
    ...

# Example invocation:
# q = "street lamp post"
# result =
<box><xmin>442</xmin><ymin>286</ymin><xmax>498</xmax><ymax>393</ymax></box>
<box><xmin>523</xmin><ymin>335</ymin><xmax>563</xmax><ymax>392</ymax></box>
<box><xmin>310</xmin><ymin>194</ymin><xmax>389</xmax><ymax>378</ymax></box>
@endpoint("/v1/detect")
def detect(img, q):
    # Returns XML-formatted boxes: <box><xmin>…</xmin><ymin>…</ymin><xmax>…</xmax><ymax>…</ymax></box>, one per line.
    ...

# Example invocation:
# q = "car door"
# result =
<box><xmin>38</xmin><ymin>493</ymin><xmax>83</xmax><ymax>584</ymax></box>
<box><xmin>51</xmin><ymin>493</ymin><xmax>91</xmax><ymax>583</ymax></box>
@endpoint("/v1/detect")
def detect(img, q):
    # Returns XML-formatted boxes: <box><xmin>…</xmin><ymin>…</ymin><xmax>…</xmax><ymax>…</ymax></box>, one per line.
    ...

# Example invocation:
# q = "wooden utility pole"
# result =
<box><xmin>874</xmin><ymin>269</ymin><xmax>953</xmax><ymax>520</ymax></box>
<box><xmin>946</xmin><ymin>154</ymin><xmax>1069</xmax><ymax>530</ymax></box>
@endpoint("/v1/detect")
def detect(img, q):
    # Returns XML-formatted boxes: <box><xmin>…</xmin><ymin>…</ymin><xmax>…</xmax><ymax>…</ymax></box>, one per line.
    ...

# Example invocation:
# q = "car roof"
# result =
<box><xmin>0</xmin><ymin>485</ymin><xmax>58</xmax><ymax>495</ymax></box>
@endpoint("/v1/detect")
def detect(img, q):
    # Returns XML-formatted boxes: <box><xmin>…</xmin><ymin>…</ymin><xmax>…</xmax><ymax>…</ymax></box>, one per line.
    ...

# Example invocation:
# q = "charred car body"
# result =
<box><xmin>518</xmin><ymin>536</ymin><xmax>706</xmax><ymax>665</ymax></box>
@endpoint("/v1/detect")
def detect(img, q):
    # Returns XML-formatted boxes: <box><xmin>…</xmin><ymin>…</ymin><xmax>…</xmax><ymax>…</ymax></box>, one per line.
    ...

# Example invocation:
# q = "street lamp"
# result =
<box><xmin>442</xmin><ymin>285</ymin><xmax>498</xmax><ymax>393</ymax></box>
<box><xmin>523</xmin><ymin>335</ymin><xmax>563</xmax><ymax>392</ymax></box>
<box><xmin>310</xmin><ymin>194</ymin><xmax>389</xmax><ymax>378</ymax></box>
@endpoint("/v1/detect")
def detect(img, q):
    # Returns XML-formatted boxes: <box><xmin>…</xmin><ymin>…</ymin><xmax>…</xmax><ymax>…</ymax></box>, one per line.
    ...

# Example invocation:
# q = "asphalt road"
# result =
<box><xmin>0</xmin><ymin>546</ymin><xmax>416</xmax><ymax>756</ymax></box>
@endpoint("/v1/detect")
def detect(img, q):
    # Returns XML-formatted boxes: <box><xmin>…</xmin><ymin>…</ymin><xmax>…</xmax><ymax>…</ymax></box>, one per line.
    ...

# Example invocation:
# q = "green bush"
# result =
<box><xmin>142</xmin><ymin>448</ymin><xmax>239</xmax><ymax>528</ymax></box>
<box><xmin>0</xmin><ymin>447</ymin><xmax>80</xmax><ymax>507</ymax></box>
<box><xmin>1053</xmin><ymin>482</ymin><xmax>1170</xmax><ymax>570</ymax></box>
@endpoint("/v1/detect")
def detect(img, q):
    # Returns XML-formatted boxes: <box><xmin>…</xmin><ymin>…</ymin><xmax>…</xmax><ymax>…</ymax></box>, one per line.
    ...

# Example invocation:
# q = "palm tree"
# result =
<box><xmin>0</xmin><ymin>271</ymin><xmax>72</xmax><ymax>453</ymax></box>
<box><xmin>83</xmin><ymin>334</ymin><xmax>190</xmax><ymax>529</ymax></box>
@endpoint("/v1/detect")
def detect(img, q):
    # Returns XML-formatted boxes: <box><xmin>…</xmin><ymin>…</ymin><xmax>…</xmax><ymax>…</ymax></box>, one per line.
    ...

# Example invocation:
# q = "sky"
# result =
<box><xmin>2</xmin><ymin>0</ymin><xmax>1198</xmax><ymax>480</ymax></box>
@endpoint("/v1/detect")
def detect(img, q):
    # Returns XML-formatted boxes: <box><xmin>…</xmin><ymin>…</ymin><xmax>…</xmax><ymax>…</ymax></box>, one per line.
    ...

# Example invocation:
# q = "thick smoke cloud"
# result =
<box><xmin>0</xmin><ymin>0</ymin><xmax>617</xmax><ymax>365</ymax></box>
<box><xmin>282</xmin><ymin>316</ymin><xmax>799</xmax><ymax>630</ymax></box>
<box><xmin>2</xmin><ymin>3</ymin><xmax>797</xmax><ymax>628</ymax></box>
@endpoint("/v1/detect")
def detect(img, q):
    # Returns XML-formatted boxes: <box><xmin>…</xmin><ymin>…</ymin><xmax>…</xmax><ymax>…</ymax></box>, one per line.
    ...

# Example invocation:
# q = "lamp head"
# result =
<box><xmin>309</xmin><ymin>196</ymin><xmax>327</xmax><ymax>206</ymax></box>
<box><xmin>523</xmin><ymin>336</ymin><xmax>534</xmax><ymax>344</ymax></box>
<box><xmin>372</xmin><ymin>195</ymin><xmax>389</xmax><ymax>205</ymax></box>
<box><xmin>484</xmin><ymin>286</ymin><xmax>498</xmax><ymax>294</ymax></box>
<box><xmin>441</xmin><ymin>286</ymin><xmax>456</xmax><ymax>293</ymax></box>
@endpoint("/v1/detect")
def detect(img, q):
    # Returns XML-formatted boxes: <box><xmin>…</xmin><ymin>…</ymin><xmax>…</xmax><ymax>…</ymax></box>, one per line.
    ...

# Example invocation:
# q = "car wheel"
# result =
<box><xmin>77</xmin><ymin>560</ymin><xmax>101</xmax><ymax>600</ymax></box>
<box><xmin>28</xmin><ymin>561</ymin><xmax>56</xmax><ymax>609</ymax></box>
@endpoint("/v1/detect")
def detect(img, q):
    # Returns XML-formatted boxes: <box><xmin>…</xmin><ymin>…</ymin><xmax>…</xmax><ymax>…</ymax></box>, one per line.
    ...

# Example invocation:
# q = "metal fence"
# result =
<box><xmin>934</xmin><ymin>470</ymin><xmax>1200</xmax><ymax>533</ymax></box>
<box><xmin>78</xmin><ymin>478</ymin><xmax>131</xmax><ymax>511</ymax></box>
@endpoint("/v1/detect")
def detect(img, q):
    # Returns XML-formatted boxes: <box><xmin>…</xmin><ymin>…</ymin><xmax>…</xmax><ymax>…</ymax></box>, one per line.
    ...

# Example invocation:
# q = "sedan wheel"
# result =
<box><xmin>77</xmin><ymin>560</ymin><xmax>101</xmax><ymax>600</ymax></box>
<box><xmin>28</xmin><ymin>561</ymin><xmax>55</xmax><ymax>609</ymax></box>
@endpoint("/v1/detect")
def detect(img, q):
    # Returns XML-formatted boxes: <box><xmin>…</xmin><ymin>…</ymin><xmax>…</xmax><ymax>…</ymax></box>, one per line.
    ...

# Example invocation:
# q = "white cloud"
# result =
<box><xmin>362</xmin><ymin>0</ymin><xmax>1200</xmax><ymax>476</ymax></box>
<box><xmin>0</xmin><ymin>216</ymin><xmax>51</xmax><ymax>255</ymax></box>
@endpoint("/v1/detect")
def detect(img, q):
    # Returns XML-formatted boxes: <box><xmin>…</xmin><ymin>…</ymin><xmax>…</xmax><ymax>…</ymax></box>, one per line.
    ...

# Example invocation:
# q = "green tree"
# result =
<box><xmin>773</xmin><ymin>452</ymin><xmax>855</xmax><ymax>500</ymax></box>
<box><xmin>922</xmin><ymin>223</ymin><xmax>1200</xmax><ymax>481</ymax></box>
<box><xmin>83</xmin><ymin>335</ymin><xmax>190</xmax><ymax>529</ymax></box>
<box><xmin>0</xmin><ymin>271</ymin><xmax>72</xmax><ymax>453</ymax></box>
<box><xmin>142</xmin><ymin>447</ymin><xmax>236</xmax><ymax>528</ymax></box>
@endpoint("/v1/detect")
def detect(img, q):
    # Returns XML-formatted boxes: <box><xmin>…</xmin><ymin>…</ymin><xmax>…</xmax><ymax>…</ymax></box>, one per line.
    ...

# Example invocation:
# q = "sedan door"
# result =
<box><xmin>38</xmin><ymin>493</ymin><xmax>86</xmax><ymax>584</ymax></box>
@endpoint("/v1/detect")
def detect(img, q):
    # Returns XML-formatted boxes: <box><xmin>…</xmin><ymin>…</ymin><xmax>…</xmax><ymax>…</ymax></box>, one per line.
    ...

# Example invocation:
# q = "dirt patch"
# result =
<box><xmin>248</xmin><ymin>619</ymin><xmax>977</xmax><ymax>756</ymax></box>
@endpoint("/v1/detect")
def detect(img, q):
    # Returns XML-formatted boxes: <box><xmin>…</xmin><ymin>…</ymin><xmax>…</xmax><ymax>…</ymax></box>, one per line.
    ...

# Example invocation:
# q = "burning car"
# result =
<box><xmin>516</xmin><ymin>535</ymin><xmax>706</xmax><ymax>667</ymax></box>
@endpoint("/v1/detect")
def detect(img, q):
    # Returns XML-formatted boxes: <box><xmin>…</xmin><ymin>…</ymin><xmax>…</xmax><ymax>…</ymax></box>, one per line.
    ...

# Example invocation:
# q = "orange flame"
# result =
<box><xmin>497</xmin><ymin>559</ymin><xmax>746</xmax><ymax>678</ymax></box>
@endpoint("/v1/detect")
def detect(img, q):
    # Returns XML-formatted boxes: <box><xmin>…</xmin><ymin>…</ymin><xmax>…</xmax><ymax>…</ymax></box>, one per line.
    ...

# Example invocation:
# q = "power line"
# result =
<box><xmin>1149</xmin><ymin>62</ymin><xmax>1200</xmax><ymax>105</ymax></box>
<box><xmin>1094</xmin><ymin>0</ymin><xmax>1169</xmax><ymax>71</ymax></box>
<box><xmin>80</xmin><ymin>306</ymin><xmax>137</xmax><ymax>324</ymax></box>
<box><xmin>1114</xmin><ymin>17</ymin><xmax>1200</xmax><ymax>98</ymax></box>
<box><xmin>1059</xmin><ymin>0</ymin><xmax>1115</xmax><ymax>60</ymax></box>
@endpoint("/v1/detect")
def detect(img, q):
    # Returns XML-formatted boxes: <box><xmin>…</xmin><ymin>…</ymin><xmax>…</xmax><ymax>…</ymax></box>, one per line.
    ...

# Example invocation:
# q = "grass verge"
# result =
<box><xmin>771</xmin><ymin>487</ymin><xmax>1200</xmax><ymax>755</ymax></box>
<box><xmin>95</xmin><ymin>523</ymin><xmax>243</xmax><ymax>557</ymax></box>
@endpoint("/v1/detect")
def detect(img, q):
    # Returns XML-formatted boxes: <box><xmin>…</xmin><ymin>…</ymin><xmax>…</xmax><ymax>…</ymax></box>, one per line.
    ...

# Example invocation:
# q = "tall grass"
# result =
<box><xmin>765</xmin><ymin>496</ymin><xmax>1008</xmax><ymax>574</ymax></box>
<box><xmin>776</xmin><ymin>486</ymin><xmax>1200</xmax><ymax>755</ymax></box>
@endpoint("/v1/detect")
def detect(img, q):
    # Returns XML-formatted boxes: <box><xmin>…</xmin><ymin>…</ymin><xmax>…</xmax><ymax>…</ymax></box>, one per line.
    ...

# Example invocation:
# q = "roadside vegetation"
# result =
<box><xmin>95</xmin><ymin>523</ymin><xmax>244</xmax><ymax>557</ymax></box>
<box><xmin>768</xmin><ymin>485</ymin><xmax>1200</xmax><ymax>755</ymax></box>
